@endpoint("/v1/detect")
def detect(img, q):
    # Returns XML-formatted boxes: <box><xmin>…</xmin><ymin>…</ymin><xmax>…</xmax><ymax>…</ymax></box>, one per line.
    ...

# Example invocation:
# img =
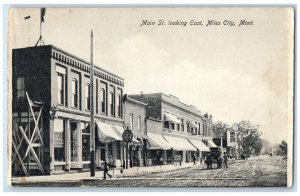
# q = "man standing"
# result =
<box><xmin>192</xmin><ymin>153</ymin><xmax>197</xmax><ymax>165</ymax></box>
<box><xmin>223</xmin><ymin>152</ymin><xmax>228</xmax><ymax>168</ymax></box>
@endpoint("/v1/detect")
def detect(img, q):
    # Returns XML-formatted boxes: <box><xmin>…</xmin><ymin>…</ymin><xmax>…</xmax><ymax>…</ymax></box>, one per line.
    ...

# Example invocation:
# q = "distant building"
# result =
<box><xmin>129</xmin><ymin>93</ymin><xmax>215</xmax><ymax>166</ymax></box>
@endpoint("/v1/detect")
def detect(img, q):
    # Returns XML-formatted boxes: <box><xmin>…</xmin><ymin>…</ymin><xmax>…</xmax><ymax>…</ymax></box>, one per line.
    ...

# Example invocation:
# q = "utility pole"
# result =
<box><xmin>90</xmin><ymin>30</ymin><xmax>95</xmax><ymax>177</ymax></box>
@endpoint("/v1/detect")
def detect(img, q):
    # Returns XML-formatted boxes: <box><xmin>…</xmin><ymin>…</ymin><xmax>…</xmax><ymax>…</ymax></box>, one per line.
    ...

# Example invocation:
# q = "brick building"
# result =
<box><xmin>12</xmin><ymin>45</ymin><xmax>126</xmax><ymax>175</ymax></box>
<box><xmin>129</xmin><ymin>93</ymin><xmax>216</xmax><ymax>166</ymax></box>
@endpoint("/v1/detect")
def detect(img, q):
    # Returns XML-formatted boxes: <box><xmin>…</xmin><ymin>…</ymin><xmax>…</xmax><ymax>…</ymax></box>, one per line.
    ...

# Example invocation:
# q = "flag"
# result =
<box><xmin>41</xmin><ymin>8</ymin><xmax>46</xmax><ymax>23</ymax></box>
<box><xmin>24</xmin><ymin>15</ymin><xmax>30</xmax><ymax>20</ymax></box>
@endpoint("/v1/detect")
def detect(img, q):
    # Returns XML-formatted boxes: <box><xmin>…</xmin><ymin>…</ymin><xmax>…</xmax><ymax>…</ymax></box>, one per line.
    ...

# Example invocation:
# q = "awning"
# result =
<box><xmin>96</xmin><ymin>121</ymin><xmax>122</xmax><ymax>143</ymax></box>
<box><xmin>164</xmin><ymin>113</ymin><xmax>181</xmax><ymax>124</ymax></box>
<box><xmin>163</xmin><ymin>136</ymin><xmax>197</xmax><ymax>151</ymax></box>
<box><xmin>147</xmin><ymin>133</ymin><xmax>172</xmax><ymax>150</ymax></box>
<box><xmin>113</xmin><ymin>125</ymin><xmax>141</xmax><ymax>145</ymax></box>
<box><xmin>207</xmin><ymin>139</ymin><xmax>218</xmax><ymax>148</ymax></box>
<box><xmin>188</xmin><ymin>139</ymin><xmax>210</xmax><ymax>152</ymax></box>
<box><xmin>188</xmin><ymin>121</ymin><xmax>198</xmax><ymax>129</ymax></box>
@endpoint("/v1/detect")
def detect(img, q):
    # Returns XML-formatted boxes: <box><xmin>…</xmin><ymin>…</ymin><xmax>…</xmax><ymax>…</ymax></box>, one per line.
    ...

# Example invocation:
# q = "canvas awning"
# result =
<box><xmin>188</xmin><ymin>139</ymin><xmax>210</xmax><ymax>152</ymax></box>
<box><xmin>164</xmin><ymin>113</ymin><xmax>181</xmax><ymax>124</ymax></box>
<box><xmin>163</xmin><ymin>136</ymin><xmax>197</xmax><ymax>151</ymax></box>
<box><xmin>206</xmin><ymin>139</ymin><xmax>218</xmax><ymax>148</ymax></box>
<box><xmin>147</xmin><ymin>133</ymin><xmax>172</xmax><ymax>150</ymax></box>
<box><xmin>188</xmin><ymin>121</ymin><xmax>198</xmax><ymax>129</ymax></box>
<box><xmin>113</xmin><ymin>125</ymin><xmax>140</xmax><ymax>145</ymax></box>
<box><xmin>96</xmin><ymin>121</ymin><xmax>122</xmax><ymax>143</ymax></box>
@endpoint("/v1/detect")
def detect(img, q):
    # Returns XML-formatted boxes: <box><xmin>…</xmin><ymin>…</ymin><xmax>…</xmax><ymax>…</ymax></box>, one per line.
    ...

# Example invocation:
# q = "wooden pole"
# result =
<box><xmin>90</xmin><ymin>30</ymin><xmax>95</xmax><ymax>176</ymax></box>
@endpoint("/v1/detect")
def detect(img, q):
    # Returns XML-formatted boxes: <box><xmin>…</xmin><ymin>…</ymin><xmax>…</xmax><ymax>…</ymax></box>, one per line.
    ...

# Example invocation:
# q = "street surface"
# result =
<box><xmin>12</xmin><ymin>155</ymin><xmax>287</xmax><ymax>187</ymax></box>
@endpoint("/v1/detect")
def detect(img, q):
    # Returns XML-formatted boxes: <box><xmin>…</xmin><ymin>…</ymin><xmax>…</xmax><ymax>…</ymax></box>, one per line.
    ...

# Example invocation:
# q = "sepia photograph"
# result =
<box><xmin>6</xmin><ymin>6</ymin><xmax>294</xmax><ymax>188</ymax></box>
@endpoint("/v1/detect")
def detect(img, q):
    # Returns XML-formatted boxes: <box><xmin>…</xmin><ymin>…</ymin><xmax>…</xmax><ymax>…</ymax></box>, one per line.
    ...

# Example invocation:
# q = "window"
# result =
<box><xmin>54</xmin><ymin>119</ymin><xmax>65</xmax><ymax>162</ymax></box>
<box><xmin>57</xmin><ymin>74</ymin><xmax>64</xmax><ymax>105</ymax></box>
<box><xmin>70</xmin><ymin>122</ymin><xmax>77</xmax><ymax>161</ymax></box>
<box><xmin>117</xmin><ymin>94</ymin><xmax>121</xmax><ymax>117</ymax></box>
<box><xmin>101</xmin><ymin>88</ymin><xmax>106</xmax><ymax>113</ymax></box>
<box><xmin>96</xmin><ymin>80</ymin><xmax>98</xmax><ymax>114</ymax></box>
<box><xmin>137</xmin><ymin>116</ymin><xmax>141</xmax><ymax>131</ymax></box>
<box><xmin>170</xmin><ymin>123</ymin><xmax>175</xmax><ymax>130</ymax></box>
<box><xmin>110</xmin><ymin>91</ymin><xmax>114</xmax><ymax>116</ymax></box>
<box><xmin>181</xmin><ymin>119</ymin><xmax>184</xmax><ymax>132</ymax></box>
<box><xmin>129</xmin><ymin>114</ymin><xmax>134</xmax><ymax>130</ymax></box>
<box><xmin>82</xmin><ymin>123</ymin><xmax>90</xmax><ymax>161</ymax></box>
<box><xmin>198</xmin><ymin>122</ymin><xmax>201</xmax><ymax>135</ymax></box>
<box><xmin>164</xmin><ymin>121</ymin><xmax>169</xmax><ymax>129</ymax></box>
<box><xmin>17</xmin><ymin>77</ymin><xmax>25</xmax><ymax>99</ymax></box>
<box><xmin>71</xmin><ymin>79</ymin><xmax>78</xmax><ymax>108</ymax></box>
<box><xmin>176</xmin><ymin>124</ymin><xmax>180</xmax><ymax>131</ymax></box>
<box><xmin>85</xmin><ymin>83</ymin><xmax>90</xmax><ymax>110</ymax></box>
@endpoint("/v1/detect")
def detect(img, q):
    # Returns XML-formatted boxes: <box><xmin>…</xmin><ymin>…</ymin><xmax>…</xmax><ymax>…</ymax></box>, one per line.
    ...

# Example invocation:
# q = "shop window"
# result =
<box><xmin>17</xmin><ymin>77</ymin><xmax>25</xmax><ymax>99</ymax></box>
<box><xmin>54</xmin><ymin>119</ymin><xmax>65</xmax><ymax>162</ymax></box>
<box><xmin>82</xmin><ymin>123</ymin><xmax>90</xmax><ymax>161</ymax></box>
<box><xmin>170</xmin><ymin>123</ymin><xmax>175</xmax><ymax>130</ymax></box>
<box><xmin>164</xmin><ymin>121</ymin><xmax>169</xmax><ymax>129</ymax></box>
<box><xmin>70</xmin><ymin>122</ymin><xmax>77</xmax><ymax>162</ymax></box>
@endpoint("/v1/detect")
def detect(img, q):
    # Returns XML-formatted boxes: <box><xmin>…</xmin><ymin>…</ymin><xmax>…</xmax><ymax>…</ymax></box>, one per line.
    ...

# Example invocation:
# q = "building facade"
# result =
<box><xmin>129</xmin><ymin>93</ymin><xmax>216</xmax><ymax>166</ymax></box>
<box><xmin>12</xmin><ymin>45</ymin><xmax>125</xmax><ymax>175</ymax></box>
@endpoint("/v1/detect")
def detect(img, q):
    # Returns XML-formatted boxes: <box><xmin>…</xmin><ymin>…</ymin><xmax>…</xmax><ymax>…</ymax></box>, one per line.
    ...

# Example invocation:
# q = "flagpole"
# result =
<box><xmin>90</xmin><ymin>30</ymin><xmax>96</xmax><ymax>177</ymax></box>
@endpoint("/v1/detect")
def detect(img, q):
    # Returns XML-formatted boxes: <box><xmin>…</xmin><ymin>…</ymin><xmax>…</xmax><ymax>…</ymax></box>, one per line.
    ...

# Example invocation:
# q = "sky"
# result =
<box><xmin>9</xmin><ymin>7</ymin><xmax>294</xmax><ymax>145</ymax></box>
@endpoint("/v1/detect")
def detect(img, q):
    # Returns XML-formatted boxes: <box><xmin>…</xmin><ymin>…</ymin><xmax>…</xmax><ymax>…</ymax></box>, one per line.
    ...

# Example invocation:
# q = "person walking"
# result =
<box><xmin>192</xmin><ymin>153</ymin><xmax>197</xmax><ymax>165</ymax></box>
<box><xmin>103</xmin><ymin>159</ymin><xmax>112</xmax><ymax>179</ymax></box>
<box><xmin>223</xmin><ymin>152</ymin><xmax>228</xmax><ymax>168</ymax></box>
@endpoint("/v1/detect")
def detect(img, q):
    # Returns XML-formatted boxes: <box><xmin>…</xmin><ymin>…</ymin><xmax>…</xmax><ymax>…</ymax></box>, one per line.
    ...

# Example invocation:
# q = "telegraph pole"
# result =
<box><xmin>90</xmin><ymin>30</ymin><xmax>95</xmax><ymax>176</ymax></box>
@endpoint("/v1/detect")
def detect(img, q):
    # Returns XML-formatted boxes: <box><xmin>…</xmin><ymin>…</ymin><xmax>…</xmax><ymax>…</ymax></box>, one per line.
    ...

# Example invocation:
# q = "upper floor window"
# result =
<box><xmin>110</xmin><ymin>91</ymin><xmax>114</xmax><ymax>116</ymax></box>
<box><xmin>181</xmin><ymin>119</ymin><xmax>184</xmax><ymax>132</ymax></box>
<box><xmin>71</xmin><ymin>79</ymin><xmax>78</xmax><ymax>108</ymax></box>
<box><xmin>57</xmin><ymin>74</ymin><xmax>65</xmax><ymax>105</ymax></box>
<box><xmin>101</xmin><ymin>88</ymin><xmax>106</xmax><ymax>113</ymax></box>
<box><xmin>17</xmin><ymin>77</ymin><xmax>25</xmax><ymax>99</ymax></box>
<box><xmin>117</xmin><ymin>94</ymin><xmax>121</xmax><ymax>117</ymax></box>
<box><xmin>137</xmin><ymin>116</ymin><xmax>141</xmax><ymax>131</ymax></box>
<box><xmin>129</xmin><ymin>114</ymin><xmax>134</xmax><ymax>130</ymax></box>
<box><xmin>85</xmin><ymin>83</ymin><xmax>90</xmax><ymax>110</ymax></box>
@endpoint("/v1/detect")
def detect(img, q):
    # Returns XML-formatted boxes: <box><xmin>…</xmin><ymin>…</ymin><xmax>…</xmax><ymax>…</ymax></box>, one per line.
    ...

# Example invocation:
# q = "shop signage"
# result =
<box><xmin>122</xmin><ymin>129</ymin><xmax>133</xmax><ymax>142</ymax></box>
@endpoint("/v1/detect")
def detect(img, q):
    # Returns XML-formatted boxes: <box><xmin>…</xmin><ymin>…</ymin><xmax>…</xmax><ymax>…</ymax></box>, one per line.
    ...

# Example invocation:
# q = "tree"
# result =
<box><xmin>278</xmin><ymin>140</ymin><xmax>287</xmax><ymax>156</ymax></box>
<box><xmin>234</xmin><ymin>121</ymin><xmax>262</xmax><ymax>157</ymax></box>
<box><xmin>212</xmin><ymin>121</ymin><xmax>229</xmax><ymax>150</ymax></box>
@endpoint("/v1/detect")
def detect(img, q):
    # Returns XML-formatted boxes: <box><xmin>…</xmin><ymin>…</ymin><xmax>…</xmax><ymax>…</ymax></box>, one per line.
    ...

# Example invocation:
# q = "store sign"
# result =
<box><xmin>122</xmin><ymin>129</ymin><xmax>133</xmax><ymax>142</ymax></box>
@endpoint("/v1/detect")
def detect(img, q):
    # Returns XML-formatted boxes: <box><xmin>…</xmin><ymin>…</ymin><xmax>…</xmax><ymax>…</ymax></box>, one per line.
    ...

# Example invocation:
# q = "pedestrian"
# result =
<box><xmin>103</xmin><ymin>159</ymin><xmax>112</xmax><ymax>179</ymax></box>
<box><xmin>223</xmin><ymin>152</ymin><xmax>228</xmax><ymax>168</ymax></box>
<box><xmin>205</xmin><ymin>153</ymin><xmax>211</xmax><ymax>169</ymax></box>
<box><xmin>192</xmin><ymin>153</ymin><xmax>197</xmax><ymax>165</ymax></box>
<box><xmin>159</xmin><ymin>156</ymin><xmax>164</xmax><ymax>166</ymax></box>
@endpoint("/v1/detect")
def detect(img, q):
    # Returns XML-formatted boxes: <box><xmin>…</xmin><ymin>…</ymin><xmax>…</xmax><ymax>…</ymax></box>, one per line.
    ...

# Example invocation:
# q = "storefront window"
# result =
<box><xmin>70</xmin><ymin>122</ymin><xmax>77</xmax><ymax>161</ymax></box>
<box><xmin>54</xmin><ymin>119</ymin><xmax>65</xmax><ymax>162</ymax></box>
<box><xmin>82</xmin><ymin>123</ymin><xmax>90</xmax><ymax>161</ymax></box>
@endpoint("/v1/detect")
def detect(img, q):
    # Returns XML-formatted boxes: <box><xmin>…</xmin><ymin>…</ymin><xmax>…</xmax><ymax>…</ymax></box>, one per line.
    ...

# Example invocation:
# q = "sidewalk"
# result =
<box><xmin>11</xmin><ymin>162</ymin><xmax>206</xmax><ymax>184</ymax></box>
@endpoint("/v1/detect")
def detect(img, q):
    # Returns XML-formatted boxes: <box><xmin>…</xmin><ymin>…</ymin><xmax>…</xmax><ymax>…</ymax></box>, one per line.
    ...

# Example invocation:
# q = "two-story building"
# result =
<box><xmin>12</xmin><ymin>45</ymin><xmax>125</xmax><ymax>175</ymax></box>
<box><xmin>129</xmin><ymin>93</ymin><xmax>216</xmax><ymax>166</ymax></box>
